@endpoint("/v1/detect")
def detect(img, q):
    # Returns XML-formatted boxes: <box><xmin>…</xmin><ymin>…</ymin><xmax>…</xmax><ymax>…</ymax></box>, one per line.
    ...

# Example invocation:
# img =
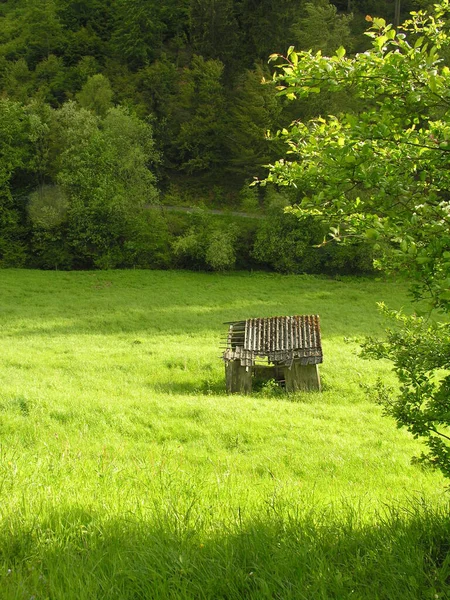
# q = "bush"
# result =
<box><xmin>121</xmin><ymin>211</ymin><xmax>173</xmax><ymax>269</ymax></box>
<box><xmin>171</xmin><ymin>209</ymin><xmax>244</xmax><ymax>271</ymax></box>
<box><xmin>29</xmin><ymin>226</ymin><xmax>73</xmax><ymax>270</ymax></box>
<box><xmin>205</xmin><ymin>227</ymin><xmax>237</xmax><ymax>271</ymax></box>
<box><xmin>252</xmin><ymin>189</ymin><xmax>373</xmax><ymax>275</ymax></box>
<box><xmin>362</xmin><ymin>306</ymin><xmax>450</xmax><ymax>479</ymax></box>
<box><xmin>172</xmin><ymin>223</ymin><xmax>207</xmax><ymax>270</ymax></box>
<box><xmin>252</xmin><ymin>211</ymin><xmax>322</xmax><ymax>273</ymax></box>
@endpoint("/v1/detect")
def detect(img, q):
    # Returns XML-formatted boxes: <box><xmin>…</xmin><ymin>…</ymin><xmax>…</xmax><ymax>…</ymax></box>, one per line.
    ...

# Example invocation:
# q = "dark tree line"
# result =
<box><xmin>0</xmin><ymin>0</ymin><xmax>419</xmax><ymax>269</ymax></box>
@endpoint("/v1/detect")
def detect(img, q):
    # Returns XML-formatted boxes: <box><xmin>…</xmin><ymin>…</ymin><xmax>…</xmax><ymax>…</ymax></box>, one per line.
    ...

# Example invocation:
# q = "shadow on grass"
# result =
<box><xmin>1</xmin><ymin>502</ymin><xmax>449</xmax><ymax>599</ymax></box>
<box><xmin>149</xmin><ymin>380</ymin><xmax>227</xmax><ymax>396</ymax></box>
<box><xmin>148</xmin><ymin>379</ymin><xmax>319</xmax><ymax>401</ymax></box>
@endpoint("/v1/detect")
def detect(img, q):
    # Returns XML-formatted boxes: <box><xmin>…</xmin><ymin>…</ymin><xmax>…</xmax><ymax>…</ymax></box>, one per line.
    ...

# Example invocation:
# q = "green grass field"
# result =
<box><xmin>0</xmin><ymin>270</ymin><xmax>449</xmax><ymax>599</ymax></box>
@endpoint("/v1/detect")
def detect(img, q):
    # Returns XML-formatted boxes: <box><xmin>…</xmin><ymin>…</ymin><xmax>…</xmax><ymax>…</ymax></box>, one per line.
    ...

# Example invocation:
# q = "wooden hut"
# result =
<box><xmin>222</xmin><ymin>315</ymin><xmax>322</xmax><ymax>394</ymax></box>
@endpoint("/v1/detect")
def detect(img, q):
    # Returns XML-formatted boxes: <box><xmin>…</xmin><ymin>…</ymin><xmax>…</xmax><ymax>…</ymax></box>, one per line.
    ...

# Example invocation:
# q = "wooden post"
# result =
<box><xmin>284</xmin><ymin>361</ymin><xmax>321</xmax><ymax>392</ymax></box>
<box><xmin>225</xmin><ymin>360</ymin><xmax>252</xmax><ymax>394</ymax></box>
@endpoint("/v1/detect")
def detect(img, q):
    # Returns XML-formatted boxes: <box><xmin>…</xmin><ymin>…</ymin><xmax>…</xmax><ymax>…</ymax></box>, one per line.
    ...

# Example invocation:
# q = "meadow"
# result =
<box><xmin>0</xmin><ymin>269</ymin><xmax>449</xmax><ymax>599</ymax></box>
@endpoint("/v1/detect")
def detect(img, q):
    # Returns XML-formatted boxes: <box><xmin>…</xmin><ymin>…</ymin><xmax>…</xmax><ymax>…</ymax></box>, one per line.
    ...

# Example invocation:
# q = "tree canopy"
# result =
<box><xmin>0</xmin><ymin>1</ymin><xmax>417</xmax><ymax>186</ymax></box>
<box><xmin>266</xmin><ymin>2</ymin><xmax>450</xmax><ymax>309</ymax></box>
<box><xmin>1</xmin><ymin>0</ymin><xmax>403</xmax><ymax>270</ymax></box>
<box><xmin>263</xmin><ymin>0</ymin><xmax>450</xmax><ymax>477</ymax></box>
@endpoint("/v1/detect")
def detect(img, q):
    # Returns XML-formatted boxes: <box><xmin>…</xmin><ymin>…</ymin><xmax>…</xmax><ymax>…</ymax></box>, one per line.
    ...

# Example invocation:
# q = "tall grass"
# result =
<box><xmin>0</xmin><ymin>270</ymin><xmax>448</xmax><ymax>599</ymax></box>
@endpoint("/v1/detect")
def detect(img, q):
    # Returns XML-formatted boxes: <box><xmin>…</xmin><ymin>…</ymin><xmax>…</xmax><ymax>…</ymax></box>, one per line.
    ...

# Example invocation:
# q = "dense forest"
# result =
<box><xmin>0</xmin><ymin>0</ymin><xmax>429</xmax><ymax>270</ymax></box>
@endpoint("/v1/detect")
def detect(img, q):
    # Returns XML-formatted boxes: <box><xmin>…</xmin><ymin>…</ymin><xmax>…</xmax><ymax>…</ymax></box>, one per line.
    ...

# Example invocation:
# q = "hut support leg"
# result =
<box><xmin>225</xmin><ymin>360</ymin><xmax>252</xmax><ymax>394</ymax></box>
<box><xmin>284</xmin><ymin>362</ymin><xmax>321</xmax><ymax>392</ymax></box>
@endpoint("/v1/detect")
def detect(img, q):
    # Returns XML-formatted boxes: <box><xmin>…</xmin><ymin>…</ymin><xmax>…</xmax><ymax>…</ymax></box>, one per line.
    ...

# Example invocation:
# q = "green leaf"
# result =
<box><xmin>366</xmin><ymin>229</ymin><xmax>379</xmax><ymax>240</ymax></box>
<box><xmin>376</xmin><ymin>35</ymin><xmax>388</xmax><ymax>49</ymax></box>
<box><xmin>429</xmin><ymin>75</ymin><xmax>438</xmax><ymax>93</ymax></box>
<box><xmin>386</xmin><ymin>28</ymin><xmax>396</xmax><ymax>40</ymax></box>
<box><xmin>416</xmin><ymin>256</ymin><xmax>431</xmax><ymax>264</ymax></box>
<box><xmin>335</xmin><ymin>46</ymin><xmax>346</xmax><ymax>59</ymax></box>
<box><xmin>372</xmin><ymin>17</ymin><xmax>386</xmax><ymax>29</ymax></box>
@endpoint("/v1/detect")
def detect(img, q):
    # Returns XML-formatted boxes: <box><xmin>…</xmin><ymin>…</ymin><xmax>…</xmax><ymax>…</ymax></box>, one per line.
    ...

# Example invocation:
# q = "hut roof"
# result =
<box><xmin>223</xmin><ymin>315</ymin><xmax>323</xmax><ymax>367</ymax></box>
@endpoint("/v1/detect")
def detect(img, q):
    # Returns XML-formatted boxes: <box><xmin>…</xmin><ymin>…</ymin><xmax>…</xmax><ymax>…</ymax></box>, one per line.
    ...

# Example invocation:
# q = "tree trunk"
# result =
<box><xmin>394</xmin><ymin>0</ymin><xmax>401</xmax><ymax>29</ymax></box>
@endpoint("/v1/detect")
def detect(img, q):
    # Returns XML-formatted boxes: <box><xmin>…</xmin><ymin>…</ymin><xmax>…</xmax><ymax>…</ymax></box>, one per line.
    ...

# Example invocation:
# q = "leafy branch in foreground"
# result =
<box><xmin>361</xmin><ymin>305</ymin><xmax>450</xmax><ymax>478</ymax></box>
<box><xmin>264</xmin><ymin>1</ymin><xmax>450</xmax><ymax>312</ymax></box>
<box><xmin>262</xmin><ymin>1</ymin><xmax>450</xmax><ymax>477</ymax></box>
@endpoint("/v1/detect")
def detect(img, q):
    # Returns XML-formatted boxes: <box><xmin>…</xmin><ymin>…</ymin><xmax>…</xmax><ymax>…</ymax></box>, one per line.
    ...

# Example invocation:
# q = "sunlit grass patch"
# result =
<box><xmin>0</xmin><ymin>269</ymin><xmax>448</xmax><ymax>598</ymax></box>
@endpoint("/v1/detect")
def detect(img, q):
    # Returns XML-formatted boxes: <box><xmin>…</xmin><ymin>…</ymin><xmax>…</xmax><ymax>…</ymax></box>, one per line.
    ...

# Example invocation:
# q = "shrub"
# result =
<box><xmin>253</xmin><ymin>189</ymin><xmax>373</xmax><ymax>274</ymax></box>
<box><xmin>121</xmin><ymin>211</ymin><xmax>173</xmax><ymax>269</ymax></box>
<box><xmin>205</xmin><ymin>227</ymin><xmax>237</xmax><ymax>271</ymax></box>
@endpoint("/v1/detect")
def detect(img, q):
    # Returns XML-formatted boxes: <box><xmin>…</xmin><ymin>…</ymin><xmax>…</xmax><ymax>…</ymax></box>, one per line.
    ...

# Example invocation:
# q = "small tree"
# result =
<box><xmin>290</xmin><ymin>0</ymin><xmax>354</xmax><ymax>56</ymax></box>
<box><xmin>172</xmin><ymin>211</ymin><xmax>238</xmax><ymax>272</ymax></box>
<box><xmin>51</xmin><ymin>102</ymin><xmax>159</xmax><ymax>268</ymax></box>
<box><xmin>262</xmin><ymin>1</ymin><xmax>450</xmax><ymax>477</ymax></box>
<box><xmin>76</xmin><ymin>74</ymin><xmax>113</xmax><ymax>117</ymax></box>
